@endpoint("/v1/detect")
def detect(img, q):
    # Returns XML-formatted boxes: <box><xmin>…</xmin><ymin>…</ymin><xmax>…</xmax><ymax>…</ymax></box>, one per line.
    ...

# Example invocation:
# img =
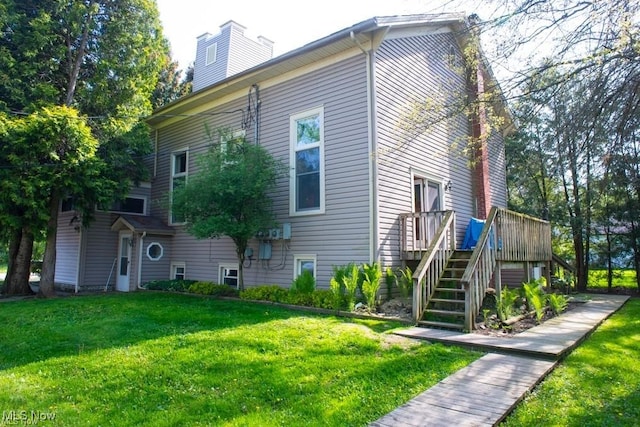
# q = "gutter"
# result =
<box><xmin>350</xmin><ymin>31</ymin><xmax>381</xmax><ymax>263</ymax></box>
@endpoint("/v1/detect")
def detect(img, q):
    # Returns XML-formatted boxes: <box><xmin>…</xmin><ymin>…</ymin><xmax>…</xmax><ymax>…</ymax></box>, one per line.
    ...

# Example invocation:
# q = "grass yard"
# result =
<box><xmin>588</xmin><ymin>269</ymin><xmax>638</xmax><ymax>293</ymax></box>
<box><xmin>0</xmin><ymin>293</ymin><xmax>480</xmax><ymax>426</ymax></box>
<box><xmin>502</xmin><ymin>298</ymin><xmax>640</xmax><ymax>426</ymax></box>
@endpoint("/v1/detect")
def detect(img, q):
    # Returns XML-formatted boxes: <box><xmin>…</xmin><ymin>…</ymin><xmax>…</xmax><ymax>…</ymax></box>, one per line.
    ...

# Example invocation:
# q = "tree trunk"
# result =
<box><xmin>4</xmin><ymin>227</ymin><xmax>34</xmax><ymax>295</ymax></box>
<box><xmin>39</xmin><ymin>195</ymin><xmax>60</xmax><ymax>297</ymax></box>
<box><xmin>236</xmin><ymin>244</ymin><xmax>246</xmax><ymax>292</ymax></box>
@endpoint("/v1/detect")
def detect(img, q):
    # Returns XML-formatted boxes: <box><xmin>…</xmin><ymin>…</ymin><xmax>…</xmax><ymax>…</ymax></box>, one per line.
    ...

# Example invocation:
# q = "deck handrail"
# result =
<box><xmin>400</xmin><ymin>210</ymin><xmax>449</xmax><ymax>255</ymax></box>
<box><xmin>460</xmin><ymin>207</ymin><xmax>499</xmax><ymax>331</ymax></box>
<box><xmin>412</xmin><ymin>210</ymin><xmax>456</xmax><ymax>322</ymax></box>
<box><xmin>460</xmin><ymin>207</ymin><xmax>553</xmax><ymax>330</ymax></box>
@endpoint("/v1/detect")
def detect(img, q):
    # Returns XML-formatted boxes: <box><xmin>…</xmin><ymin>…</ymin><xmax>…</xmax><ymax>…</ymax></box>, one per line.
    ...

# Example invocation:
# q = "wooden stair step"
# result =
<box><xmin>431</xmin><ymin>298</ymin><xmax>465</xmax><ymax>305</ymax></box>
<box><xmin>417</xmin><ymin>320</ymin><xmax>465</xmax><ymax>330</ymax></box>
<box><xmin>425</xmin><ymin>309</ymin><xmax>465</xmax><ymax>317</ymax></box>
<box><xmin>434</xmin><ymin>287</ymin><xmax>465</xmax><ymax>294</ymax></box>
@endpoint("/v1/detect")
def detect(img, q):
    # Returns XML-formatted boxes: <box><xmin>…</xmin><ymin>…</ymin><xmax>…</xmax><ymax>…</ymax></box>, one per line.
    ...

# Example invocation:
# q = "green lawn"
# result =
<box><xmin>588</xmin><ymin>269</ymin><xmax>637</xmax><ymax>292</ymax></box>
<box><xmin>0</xmin><ymin>293</ymin><xmax>480</xmax><ymax>426</ymax></box>
<box><xmin>502</xmin><ymin>298</ymin><xmax>640</xmax><ymax>426</ymax></box>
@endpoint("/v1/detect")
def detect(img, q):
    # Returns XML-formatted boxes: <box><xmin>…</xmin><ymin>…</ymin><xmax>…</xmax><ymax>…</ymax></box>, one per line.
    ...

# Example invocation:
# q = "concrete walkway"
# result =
<box><xmin>371</xmin><ymin>294</ymin><xmax>630</xmax><ymax>427</ymax></box>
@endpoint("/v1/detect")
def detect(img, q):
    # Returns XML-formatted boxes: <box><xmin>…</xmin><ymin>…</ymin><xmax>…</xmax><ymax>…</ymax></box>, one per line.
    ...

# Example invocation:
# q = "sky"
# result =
<box><xmin>155</xmin><ymin>0</ymin><xmax>496</xmax><ymax>71</ymax></box>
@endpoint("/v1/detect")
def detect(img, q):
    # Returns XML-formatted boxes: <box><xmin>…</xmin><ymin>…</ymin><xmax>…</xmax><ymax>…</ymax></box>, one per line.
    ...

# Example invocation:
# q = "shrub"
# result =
<box><xmin>310</xmin><ymin>289</ymin><xmax>336</xmax><ymax>310</ymax></box>
<box><xmin>384</xmin><ymin>267</ymin><xmax>396</xmax><ymax>301</ymax></box>
<box><xmin>290</xmin><ymin>270</ymin><xmax>315</xmax><ymax>294</ymax></box>
<box><xmin>341</xmin><ymin>264</ymin><xmax>361</xmax><ymax>311</ymax></box>
<box><xmin>240</xmin><ymin>285</ymin><xmax>289</xmax><ymax>302</ymax></box>
<box><xmin>548</xmin><ymin>293</ymin><xmax>568</xmax><ymax>315</ymax></box>
<box><xmin>523</xmin><ymin>279</ymin><xmax>548</xmax><ymax>323</ymax></box>
<box><xmin>397</xmin><ymin>266</ymin><xmax>413</xmax><ymax>298</ymax></box>
<box><xmin>361</xmin><ymin>262</ymin><xmax>382</xmax><ymax>311</ymax></box>
<box><xmin>143</xmin><ymin>279</ymin><xmax>196</xmax><ymax>292</ymax></box>
<box><xmin>329</xmin><ymin>277</ymin><xmax>345</xmax><ymax>310</ymax></box>
<box><xmin>187</xmin><ymin>281</ymin><xmax>239</xmax><ymax>297</ymax></box>
<box><xmin>497</xmin><ymin>287</ymin><xmax>519</xmax><ymax>322</ymax></box>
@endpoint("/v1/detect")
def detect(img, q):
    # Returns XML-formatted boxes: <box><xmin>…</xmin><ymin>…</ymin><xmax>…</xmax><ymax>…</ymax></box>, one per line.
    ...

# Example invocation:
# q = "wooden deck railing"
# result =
<box><xmin>460</xmin><ymin>208</ymin><xmax>499</xmax><ymax>331</ymax></box>
<box><xmin>460</xmin><ymin>207</ymin><xmax>553</xmax><ymax>330</ymax></box>
<box><xmin>411</xmin><ymin>210</ymin><xmax>456</xmax><ymax>322</ymax></box>
<box><xmin>496</xmin><ymin>209</ymin><xmax>552</xmax><ymax>262</ymax></box>
<box><xmin>400</xmin><ymin>211</ymin><xmax>449</xmax><ymax>259</ymax></box>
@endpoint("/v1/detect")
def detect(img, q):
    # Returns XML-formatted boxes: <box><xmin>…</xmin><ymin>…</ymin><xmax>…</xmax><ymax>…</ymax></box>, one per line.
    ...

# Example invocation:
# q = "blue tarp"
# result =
<box><xmin>462</xmin><ymin>217</ymin><xmax>485</xmax><ymax>250</ymax></box>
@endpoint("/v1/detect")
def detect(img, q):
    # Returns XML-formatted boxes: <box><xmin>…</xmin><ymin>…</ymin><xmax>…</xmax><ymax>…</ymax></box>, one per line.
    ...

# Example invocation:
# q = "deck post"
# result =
<box><xmin>494</xmin><ymin>260</ymin><xmax>502</xmax><ymax>297</ymax></box>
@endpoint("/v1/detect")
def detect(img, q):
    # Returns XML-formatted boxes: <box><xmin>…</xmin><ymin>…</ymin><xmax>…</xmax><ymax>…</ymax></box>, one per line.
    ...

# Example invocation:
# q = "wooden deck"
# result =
<box><xmin>371</xmin><ymin>294</ymin><xmax>629</xmax><ymax>426</ymax></box>
<box><xmin>393</xmin><ymin>294</ymin><xmax>629</xmax><ymax>360</ymax></box>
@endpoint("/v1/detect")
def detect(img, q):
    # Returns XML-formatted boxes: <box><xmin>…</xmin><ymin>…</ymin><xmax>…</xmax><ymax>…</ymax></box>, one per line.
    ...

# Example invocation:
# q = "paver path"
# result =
<box><xmin>371</xmin><ymin>294</ymin><xmax>629</xmax><ymax>426</ymax></box>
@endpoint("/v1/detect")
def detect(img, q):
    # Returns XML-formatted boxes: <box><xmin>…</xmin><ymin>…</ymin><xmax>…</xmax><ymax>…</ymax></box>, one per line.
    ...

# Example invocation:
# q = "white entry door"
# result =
<box><xmin>116</xmin><ymin>232</ymin><xmax>132</xmax><ymax>292</ymax></box>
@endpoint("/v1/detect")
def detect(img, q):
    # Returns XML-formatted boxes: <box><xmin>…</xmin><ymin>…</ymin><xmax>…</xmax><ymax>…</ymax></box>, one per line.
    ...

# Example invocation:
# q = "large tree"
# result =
<box><xmin>0</xmin><ymin>0</ymin><xmax>168</xmax><ymax>295</ymax></box>
<box><xmin>172</xmin><ymin>132</ymin><xmax>286</xmax><ymax>291</ymax></box>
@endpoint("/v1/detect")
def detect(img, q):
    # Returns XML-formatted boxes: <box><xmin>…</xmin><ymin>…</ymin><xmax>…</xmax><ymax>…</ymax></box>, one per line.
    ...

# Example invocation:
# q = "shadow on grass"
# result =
<box><xmin>0</xmin><ymin>292</ymin><xmax>404</xmax><ymax>372</ymax></box>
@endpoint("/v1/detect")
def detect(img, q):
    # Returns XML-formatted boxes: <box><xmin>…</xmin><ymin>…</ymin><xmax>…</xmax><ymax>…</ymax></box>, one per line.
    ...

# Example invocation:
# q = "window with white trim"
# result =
<box><xmin>219</xmin><ymin>264</ymin><xmax>239</xmax><ymax>288</ymax></box>
<box><xmin>220</xmin><ymin>129</ymin><xmax>246</xmax><ymax>161</ymax></box>
<box><xmin>146</xmin><ymin>242</ymin><xmax>163</xmax><ymax>261</ymax></box>
<box><xmin>290</xmin><ymin>107</ymin><xmax>325</xmax><ymax>215</ymax></box>
<box><xmin>109</xmin><ymin>196</ymin><xmax>146</xmax><ymax>215</ymax></box>
<box><xmin>293</xmin><ymin>255</ymin><xmax>316</xmax><ymax>279</ymax></box>
<box><xmin>206</xmin><ymin>43</ymin><xmax>217</xmax><ymax>65</ymax></box>
<box><xmin>171</xmin><ymin>262</ymin><xmax>186</xmax><ymax>281</ymax></box>
<box><xmin>170</xmin><ymin>150</ymin><xmax>188</xmax><ymax>224</ymax></box>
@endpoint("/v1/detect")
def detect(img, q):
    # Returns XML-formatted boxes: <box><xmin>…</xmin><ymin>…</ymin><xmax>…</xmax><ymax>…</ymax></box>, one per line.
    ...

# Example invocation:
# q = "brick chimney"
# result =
<box><xmin>192</xmin><ymin>21</ymin><xmax>274</xmax><ymax>92</ymax></box>
<box><xmin>468</xmin><ymin>15</ymin><xmax>492</xmax><ymax>219</ymax></box>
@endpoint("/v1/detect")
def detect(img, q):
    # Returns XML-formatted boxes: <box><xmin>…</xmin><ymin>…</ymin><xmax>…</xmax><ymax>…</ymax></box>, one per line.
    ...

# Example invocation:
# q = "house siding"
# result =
<box><xmin>80</xmin><ymin>212</ymin><xmax>119</xmax><ymax>291</ymax></box>
<box><xmin>152</xmin><ymin>54</ymin><xmax>370</xmax><ymax>289</ymax></box>
<box><xmin>55</xmin><ymin>210</ymin><xmax>81</xmax><ymax>286</ymax></box>
<box><xmin>374</xmin><ymin>32</ymin><xmax>475</xmax><ymax>266</ymax></box>
<box><xmin>140</xmin><ymin>235</ymin><xmax>173</xmax><ymax>285</ymax></box>
<box><xmin>487</xmin><ymin>130</ymin><xmax>508</xmax><ymax>208</ymax></box>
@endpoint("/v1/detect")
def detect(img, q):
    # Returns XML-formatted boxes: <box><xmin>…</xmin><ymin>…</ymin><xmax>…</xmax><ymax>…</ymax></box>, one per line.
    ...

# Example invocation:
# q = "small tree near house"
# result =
<box><xmin>172</xmin><ymin>131</ymin><xmax>286</xmax><ymax>291</ymax></box>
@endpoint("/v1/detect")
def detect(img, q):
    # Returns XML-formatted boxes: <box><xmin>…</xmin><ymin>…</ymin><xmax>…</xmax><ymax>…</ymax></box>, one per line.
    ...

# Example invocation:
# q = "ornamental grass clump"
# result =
<box><xmin>341</xmin><ymin>264</ymin><xmax>361</xmax><ymax>311</ymax></box>
<box><xmin>523</xmin><ymin>279</ymin><xmax>547</xmax><ymax>323</ymax></box>
<box><xmin>548</xmin><ymin>293</ymin><xmax>568</xmax><ymax>315</ymax></box>
<box><xmin>361</xmin><ymin>262</ymin><xmax>382</xmax><ymax>311</ymax></box>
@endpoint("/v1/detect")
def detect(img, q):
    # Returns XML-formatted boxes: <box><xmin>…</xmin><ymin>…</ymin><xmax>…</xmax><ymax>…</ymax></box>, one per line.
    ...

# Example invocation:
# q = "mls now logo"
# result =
<box><xmin>2</xmin><ymin>410</ymin><xmax>56</xmax><ymax>424</ymax></box>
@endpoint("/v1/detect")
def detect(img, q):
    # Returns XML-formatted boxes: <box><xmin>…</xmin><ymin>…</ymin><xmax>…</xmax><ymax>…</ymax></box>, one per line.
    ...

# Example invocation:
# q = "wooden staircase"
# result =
<box><xmin>418</xmin><ymin>250</ymin><xmax>472</xmax><ymax>330</ymax></box>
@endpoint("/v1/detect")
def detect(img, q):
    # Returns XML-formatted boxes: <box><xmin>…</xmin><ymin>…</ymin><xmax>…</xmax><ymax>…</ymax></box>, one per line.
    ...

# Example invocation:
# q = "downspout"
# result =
<box><xmin>153</xmin><ymin>130</ymin><xmax>159</xmax><ymax>178</ymax></box>
<box><xmin>137</xmin><ymin>231</ymin><xmax>147</xmax><ymax>290</ymax></box>
<box><xmin>350</xmin><ymin>31</ymin><xmax>381</xmax><ymax>263</ymax></box>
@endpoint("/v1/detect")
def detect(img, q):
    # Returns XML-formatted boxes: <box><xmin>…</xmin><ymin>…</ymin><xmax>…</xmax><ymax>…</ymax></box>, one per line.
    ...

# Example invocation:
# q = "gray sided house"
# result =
<box><xmin>55</xmin><ymin>14</ymin><xmax>518</xmax><ymax>298</ymax></box>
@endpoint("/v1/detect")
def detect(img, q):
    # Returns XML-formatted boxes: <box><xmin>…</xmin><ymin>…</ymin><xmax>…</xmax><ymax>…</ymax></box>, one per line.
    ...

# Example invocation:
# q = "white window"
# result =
<box><xmin>171</xmin><ymin>262</ymin><xmax>186</xmax><ymax>281</ymax></box>
<box><xmin>220</xmin><ymin>129</ymin><xmax>246</xmax><ymax>160</ymax></box>
<box><xmin>109</xmin><ymin>196</ymin><xmax>147</xmax><ymax>215</ymax></box>
<box><xmin>170</xmin><ymin>149</ymin><xmax>188</xmax><ymax>224</ymax></box>
<box><xmin>146</xmin><ymin>242</ymin><xmax>163</xmax><ymax>261</ymax></box>
<box><xmin>293</xmin><ymin>254</ymin><xmax>316</xmax><ymax>279</ymax></box>
<box><xmin>219</xmin><ymin>264</ymin><xmax>239</xmax><ymax>288</ymax></box>
<box><xmin>290</xmin><ymin>107</ymin><xmax>325</xmax><ymax>215</ymax></box>
<box><xmin>206</xmin><ymin>43</ymin><xmax>217</xmax><ymax>65</ymax></box>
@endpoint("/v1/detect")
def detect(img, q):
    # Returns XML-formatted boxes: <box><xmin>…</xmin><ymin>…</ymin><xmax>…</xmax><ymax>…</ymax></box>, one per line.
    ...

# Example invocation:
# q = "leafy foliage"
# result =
<box><xmin>187</xmin><ymin>281</ymin><xmax>239</xmax><ymax>297</ymax></box>
<box><xmin>523</xmin><ymin>279</ymin><xmax>547</xmax><ymax>323</ymax></box>
<box><xmin>496</xmin><ymin>286</ymin><xmax>520</xmax><ymax>322</ymax></box>
<box><xmin>396</xmin><ymin>266</ymin><xmax>414</xmax><ymax>298</ymax></box>
<box><xmin>341</xmin><ymin>264</ymin><xmax>362</xmax><ymax>311</ymax></box>
<box><xmin>547</xmin><ymin>293</ymin><xmax>568</xmax><ymax>316</ymax></box>
<box><xmin>290</xmin><ymin>270</ymin><xmax>316</xmax><ymax>295</ymax></box>
<box><xmin>172</xmin><ymin>132</ymin><xmax>286</xmax><ymax>290</ymax></box>
<box><xmin>143</xmin><ymin>279</ymin><xmax>196</xmax><ymax>292</ymax></box>
<box><xmin>361</xmin><ymin>262</ymin><xmax>382</xmax><ymax>310</ymax></box>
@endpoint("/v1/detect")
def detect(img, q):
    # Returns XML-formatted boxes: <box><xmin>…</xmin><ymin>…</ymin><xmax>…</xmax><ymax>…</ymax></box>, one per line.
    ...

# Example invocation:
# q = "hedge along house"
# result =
<box><xmin>55</xmin><ymin>14</ymin><xmax>552</xmax><ymax>330</ymax></box>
